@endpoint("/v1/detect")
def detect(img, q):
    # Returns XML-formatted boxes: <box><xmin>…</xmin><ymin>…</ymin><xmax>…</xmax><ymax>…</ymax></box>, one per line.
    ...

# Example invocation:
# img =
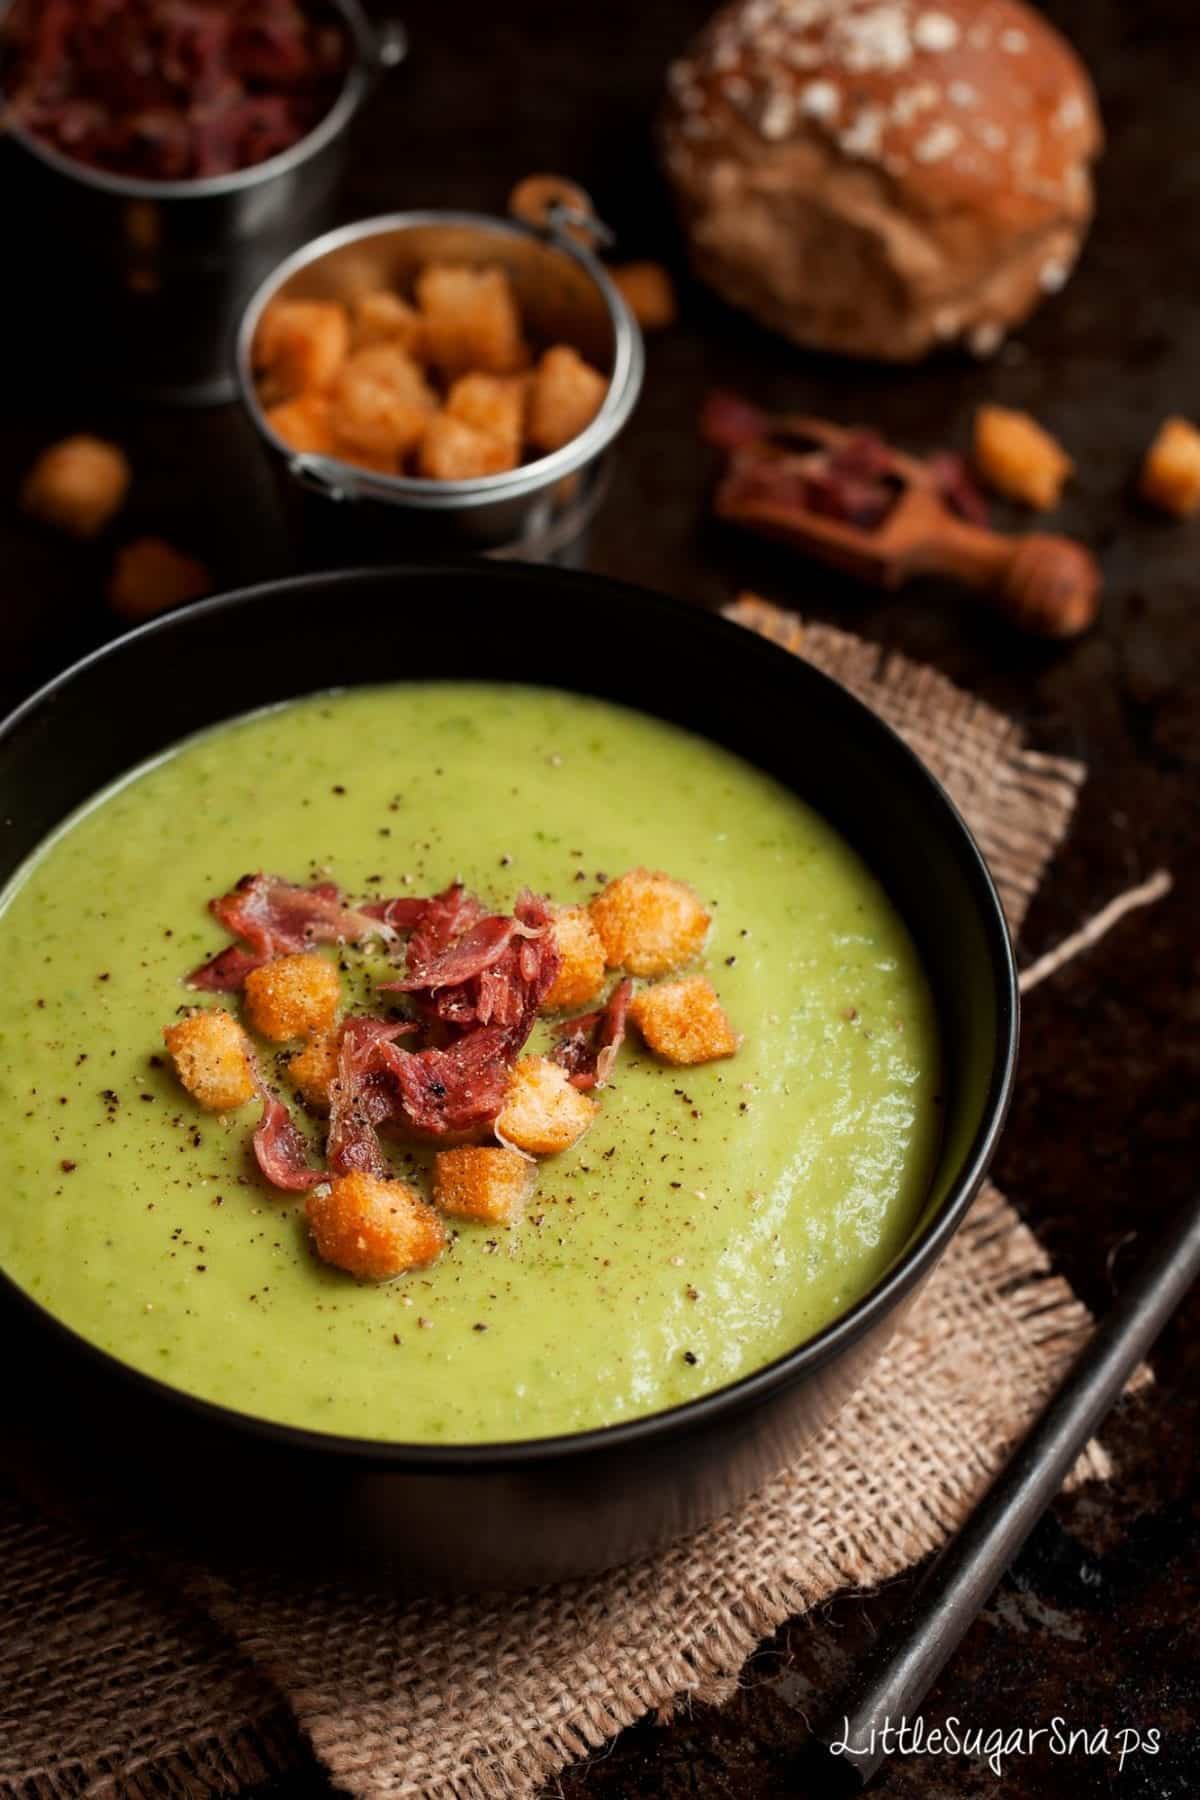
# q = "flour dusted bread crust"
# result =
<box><xmin>661</xmin><ymin>0</ymin><xmax>1101</xmax><ymax>361</ymax></box>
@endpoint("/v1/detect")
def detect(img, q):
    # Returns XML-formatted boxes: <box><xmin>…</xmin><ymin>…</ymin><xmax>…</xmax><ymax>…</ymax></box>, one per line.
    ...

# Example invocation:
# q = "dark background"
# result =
<box><xmin>3</xmin><ymin>1</ymin><xmax>1198</xmax><ymax>1794</ymax></box>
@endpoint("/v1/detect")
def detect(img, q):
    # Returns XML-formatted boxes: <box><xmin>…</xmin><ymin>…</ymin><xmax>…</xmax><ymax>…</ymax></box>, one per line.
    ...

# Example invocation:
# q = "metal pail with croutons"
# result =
<box><xmin>235</xmin><ymin>198</ymin><xmax>645</xmax><ymax>565</ymax></box>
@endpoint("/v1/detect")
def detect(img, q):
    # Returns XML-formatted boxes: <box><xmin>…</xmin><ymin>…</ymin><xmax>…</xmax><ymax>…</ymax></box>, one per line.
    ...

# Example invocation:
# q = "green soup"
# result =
<box><xmin>0</xmin><ymin>684</ymin><xmax>941</xmax><ymax>1443</ymax></box>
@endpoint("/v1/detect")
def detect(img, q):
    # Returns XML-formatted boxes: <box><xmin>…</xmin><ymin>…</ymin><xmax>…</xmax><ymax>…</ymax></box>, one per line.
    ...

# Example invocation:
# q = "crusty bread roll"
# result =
<box><xmin>660</xmin><ymin>0</ymin><xmax>1101</xmax><ymax>361</ymax></box>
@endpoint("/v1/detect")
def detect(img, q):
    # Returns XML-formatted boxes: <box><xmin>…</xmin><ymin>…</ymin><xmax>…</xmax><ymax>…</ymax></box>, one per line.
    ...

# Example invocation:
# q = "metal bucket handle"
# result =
<box><xmin>507</xmin><ymin>174</ymin><xmax>615</xmax><ymax>252</ymax></box>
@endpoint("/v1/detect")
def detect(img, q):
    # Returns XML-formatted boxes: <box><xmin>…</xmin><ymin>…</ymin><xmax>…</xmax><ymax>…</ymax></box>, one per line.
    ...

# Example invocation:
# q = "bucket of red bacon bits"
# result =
<box><xmin>0</xmin><ymin>0</ymin><xmax>405</xmax><ymax>404</ymax></box>
<box><xmin>233</xmin><ymin>180</ymin><xmax>646</xmax><ymax>565</ymax></box>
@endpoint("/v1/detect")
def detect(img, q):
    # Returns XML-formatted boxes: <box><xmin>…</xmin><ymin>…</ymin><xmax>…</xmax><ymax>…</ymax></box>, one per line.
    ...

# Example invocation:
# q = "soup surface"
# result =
<box><xmin>0</xmin><ymin>684</ymin><xmax>940</xmax><ymax>1442</ymax></box>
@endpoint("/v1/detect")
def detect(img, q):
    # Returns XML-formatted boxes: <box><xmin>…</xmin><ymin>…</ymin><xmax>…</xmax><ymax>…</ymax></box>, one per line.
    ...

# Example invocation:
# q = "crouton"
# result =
<box><xmin>415</xmin><ymin>263</ymin><xmax>529</xmax><ymax>378</ymax></box>
<box><xmin>328</xmin><ymin>344</ymin><xmax>437</xmax><ymax>463</ymax></box>
<box><xmin>164</xmin><ymin>1009</ymin><xmax>257</xmax><ymax>1111</ymax></box>
<box><xmin>264</xmin><ymin>392</ymin><xmax>336</xmax><ymax>457</ymax></box>
<box><xmin>610</xmin><ymin>261</ymin><xmax>678</xmax><ymax>331</ymax></box>
<box><xmin>288</xmin><ymin>1029</ymin><xmax>340</xmax><ymax>1111</ymax></box>
<box><xmin>307</xmin><ymin>1172</ymin><xmax>446</xmax><ymax>1281</ymax></box>
<box><xmin>253</xmin><ymin>298</ymin><xmax>349</xmax><ymax>401</ymax></box>
<box><xmin>629</xmin><ymin>976</ymin><xmax>739</xmax><ymax>1066</ymax></box>
<box><xmin>496</xmin><ymin>1056</ymin><xmax>598</xmax><ymax>1155</ymax></box>
<box><xmin>525</xmin><ymin>345</ymin><xmax>608</xmax><ymax>453</ymax></box>
<box><xmin>1139</xmin><ymin>416</ymin><xmax>1200</xmax><ymax>517</ymax></box>
<box><xmin>107</xmin><ymin>538</ymin><xmax>210</xmax><ymax>622</ymax></box>
<box><xmin>244</xmin><ymin>953</ymin><xmax>340</xmax><ymax>1043</ymax></box>
<box><xmin>418</xmin><ymin>412</ymin><xmax>514</xmax><ymax>481</ymax></box>
<box><xmin>446</xmin><ymin>372</ymin><xmax>527</xmax><ymax>462</ymax></box>
<box><xmin>589</xmin><ymin>869</ymin><xmax>710</xmax><ymax>976</ymax></box>
<box><xmin>21</xmin><ymin>435</ymin><xmax>131</xmax><ymax>538</ymax></box>
<box><xmin>350</xmin><ymin>288</ymin><xmax>425</xmax><ymax>356</ymax></box>
<box><xmin>543</xmin><ymin>907</ymin><xmax>607</xmax><ymax>1011</ymax></box>
<box><xmin>433</xmin><ymin>1146</ymin><xmax>534</xmax><ymax>1223</ymax></box>
<box><xmin>972</xmin><ymin>406</ymin><xmax>1073</xmax><ymax>510</ymax></box>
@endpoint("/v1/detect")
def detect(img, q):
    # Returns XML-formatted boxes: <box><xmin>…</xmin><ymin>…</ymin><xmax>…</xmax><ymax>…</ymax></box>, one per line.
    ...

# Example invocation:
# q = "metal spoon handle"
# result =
<box><xmin>810</xmin><ymin>1191</ymin><xmax>1200</xmax><ymax>1790</ymax></box>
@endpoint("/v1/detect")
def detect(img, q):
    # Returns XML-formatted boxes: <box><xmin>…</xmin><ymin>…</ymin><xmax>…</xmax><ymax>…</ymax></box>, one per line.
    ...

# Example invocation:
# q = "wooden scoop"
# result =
<box><xmin>713</xmin><ymin>413</ymin><xmax>1102</xmax><ymax>639</ymax></box>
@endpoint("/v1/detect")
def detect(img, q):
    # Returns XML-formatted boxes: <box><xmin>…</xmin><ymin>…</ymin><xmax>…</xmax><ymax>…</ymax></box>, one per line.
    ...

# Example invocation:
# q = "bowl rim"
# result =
<box><xmin>234</xmin><ymin>210</ymin><xmax>646</xmax><ymax>510</ymax></box>
<box><xmin>0</xmin><ymin>0</ymin><xmax>375</xmax><ymax>201</ymax></box>
<box><xmin>0</xmin><ymin>564</ymin><xmax>1019</xmax><ymax>1470</ymax></box>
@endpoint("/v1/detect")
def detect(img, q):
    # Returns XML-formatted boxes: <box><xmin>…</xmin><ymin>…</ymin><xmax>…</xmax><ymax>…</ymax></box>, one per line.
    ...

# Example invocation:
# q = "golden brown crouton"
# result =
<box><xmin>446</xmin><ymin>372</ymin><xmax>527</xmax><ymax>462</ymax></box>
<box><xmin>972</xmin><ymin>406</ymin><xmax>1073</xmax><ymax>510</ymax></box>
<box><xmin>244</xmin><ymin>953</ymin><xmax>340</xmax><ymax>1043</ymax></box>
<box><xmin>496</xmin><ymin>1056</ymin><xmax>598</xmax><ymax>1155</ymax></box>
<box><xmin>433</xmin><ymin>1146</ymin><xmax>533</xmax><ymax>1223</ymax></box>
<box><xmin>629</xmin><ymin>976</ymin><xmax>739</xmax><ymax>1066</ymax></box>
<box><xmin>164</xmin><ymin>1009</ymin><xmax>257</xmax><ymax>1111</ymax></box>
<box><xmin>610</xmin><ymin>261</ymin><xmax>678</xmax><ymax>331</ymax></box>
<box><xmin>1139</xmin><ymin>416</ymin><xmax>1200</xmax><ymax>517</ymax></box>
<box><xmin>416</xmin><ymin>263</ymin><xmax>529</xmax><ymax>378</ymax></box>
<box><xmin>288</xmin><ymin>1029</ymin><xmax>340</xmax><ymax>1111</ymax></box>
<box><xmin>264</xmin><ymin>393</ymin><xmax>336</xmax><ymax>457</ymax></box>
<box><xmin>525</xmin><ymin>345</ymin><xmax>608</xmax><ymax>453</ymax></box>
<box><xmin>253</xmin><ymin>298</ymin><xmax>349</xmax><ymax>401</ymax></box>
<box><xmin>589</xmin><ymin>869</ymin><xmax>710</xmax><ymax>976</ymax></box>
<box><xmin>21</xmin><ymin>435</ymin><xmax>131</xmax><ymax>538</ymax></box>
<box><xmin>307</xmin><ymin>1173</ymin><xmax>446</xmax><ymax>1281</ymax></box>
<box><xmin>543</xmin><ymin>907</ymin><xmax>607</xmax><ymax>1011</ymax></box>
<box><xmin>107</xmin><ymin>538</ymin><xmax>210</xmax><ymax>622</ymax></box>
<box><xmin>328</xmin><ymin>344</ymin><xmax>436</xmax><ymax>463</ymax></box>
<box><xmin>417</xmin><ymin>412</ymin><xmax>513</xmax><ymax>481</ymax></box>
<box><xmin>350</xmin><ymin>288</ymin><xmax>425</xmax><ymax>356</ymax></box>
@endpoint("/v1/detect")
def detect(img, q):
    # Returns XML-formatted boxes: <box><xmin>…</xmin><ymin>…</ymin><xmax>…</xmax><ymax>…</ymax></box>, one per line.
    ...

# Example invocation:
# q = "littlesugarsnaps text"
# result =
<box><xmin>830</xmin><ymin>1715</ymin><xmax>1161</xmax><ymax>1778</ymax></box>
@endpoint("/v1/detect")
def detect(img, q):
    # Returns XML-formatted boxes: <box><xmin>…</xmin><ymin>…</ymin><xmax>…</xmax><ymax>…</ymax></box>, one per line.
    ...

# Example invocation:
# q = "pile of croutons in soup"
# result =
<box><xmin>164</xmin><ymin>867</ymin><xmax>740</xmax><ymax>1283</ymax></box>
<box><xmin>253</xmin><ymin>261</ymin><xmax>610</xmax><ymax>481</ymax></box>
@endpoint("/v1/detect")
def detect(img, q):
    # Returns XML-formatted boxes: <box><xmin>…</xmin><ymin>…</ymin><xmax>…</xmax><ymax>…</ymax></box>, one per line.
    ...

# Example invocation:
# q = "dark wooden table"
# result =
<box><xmin>3</xmin><ymin>2</ymin><xmax>1197</xmax><ymax>1793</ymax></box>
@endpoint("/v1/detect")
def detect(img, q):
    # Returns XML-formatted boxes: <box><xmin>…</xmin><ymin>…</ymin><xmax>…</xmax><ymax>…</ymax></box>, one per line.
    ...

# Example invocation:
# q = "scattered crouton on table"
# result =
<box><xmin>307</xmin><ymin>1172</ymin><xmax>446</xmax><ymax>1280</ymax></box>
<box><xmin>107</xmin><ymin>538</ymin><xmax>210</xmax><ymax>621</ymax></box>
<box><xmin>21</xmin><ymin>435</ymin><xmax>131</xmax><ymax>538</ymax></box>
<box><xmin>972</xmin><ymin>405</ymin><xmax>1073</xmax><ymax>510</ymax></box>
<box><xmin>609</xmin><ymin>261</ymin><xmax>678</xmax><ymax>331</ymax></box>
<box><xmin>1140</xmin><ymin>416</ymin><xmax>1200</xmax><ymax>517</ymax></box>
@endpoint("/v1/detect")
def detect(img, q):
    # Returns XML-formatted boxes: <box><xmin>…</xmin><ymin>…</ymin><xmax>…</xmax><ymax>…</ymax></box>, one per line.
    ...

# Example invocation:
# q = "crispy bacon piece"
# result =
<box><xmin>253</xmin><ymin>1085</ymin><xmax>324</xmax><ymax>1191</ymax></box>
<box><xmin>551</xmin><ymin>977</ymin><xmax>634</xmax><ymax>1091</ymax></box>
<box><xmin>189</xmin><ymin>874</ymin><xmax>394</xmax><ymax>990</ymax></box>
<box><xmin>701</xmin><ymin>390</ymin><xmax>770</xmax><ymax>452</ymax></box>
<box><xmin>723</xmin><ymin>436</ymin><xmax>897</xmax><ymax>531</ymax></box>
<box><xmin>383</xmin><ymin>1027</ymin><xmax>516</xmax><ymax>1140</ymax></box>
<box><xmin>928</xmin><ymin>451</ymin><xmax>990</xmax><ymax>526</ymax></box>
<box><xmin>394</xmin><ymin>912</ymin><xmax>518</xmax><ymax>991</ymax></box>
<box><xmin>360</xmin><ymin>895</ymin><xmax>431</xmax><ymax>930</ymax></box>
<box><xmin>326</xmin><ymin>1016</ymin><xmax>416</xmax><ymax>1179</ymax></box>
<box><xmin>383</xmin><ymin>885</ymin><xmax>560</xmax><ymax>1035</ymax></box>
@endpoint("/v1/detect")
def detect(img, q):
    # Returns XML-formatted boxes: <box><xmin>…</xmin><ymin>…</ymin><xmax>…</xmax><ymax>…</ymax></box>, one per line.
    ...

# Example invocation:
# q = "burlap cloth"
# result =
<box><xmin>3</xmin><ymin>602</ymin><xmax>1137</xmax><ymax>1800</ymax></box>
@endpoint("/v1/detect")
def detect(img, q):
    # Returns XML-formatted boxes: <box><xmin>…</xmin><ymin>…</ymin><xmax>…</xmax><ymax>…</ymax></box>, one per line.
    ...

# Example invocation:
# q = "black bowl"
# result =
<box><xmin>0</xmin><ymin>564</ymin><xmax>1017</xmax><ymax>1588</ymax></box>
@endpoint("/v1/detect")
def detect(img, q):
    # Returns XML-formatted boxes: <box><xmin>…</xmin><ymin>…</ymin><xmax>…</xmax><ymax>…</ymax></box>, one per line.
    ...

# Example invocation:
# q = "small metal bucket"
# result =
<box><xmin>235</xmin><ymin>207</ymin><xmax>645</xmax><ymax>565</ymax></box>
<box><xmin>2</xmin><ymin>0</ymin><xmax>403</xmax><ymax>405</ymax></box>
